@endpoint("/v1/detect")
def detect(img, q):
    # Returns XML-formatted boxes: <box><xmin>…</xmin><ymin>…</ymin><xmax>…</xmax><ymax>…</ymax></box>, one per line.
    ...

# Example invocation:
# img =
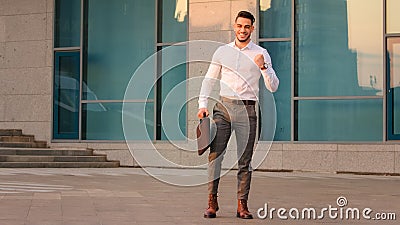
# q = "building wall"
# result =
<box><xmin>0</xmin><ymin>0</ymin><xmax>399</xmax><ymax>174</ymax></box>
<box><xmin>0</xmin><ymin>0</ymin><xmax>53</xmax><ymax>141</ymax></box>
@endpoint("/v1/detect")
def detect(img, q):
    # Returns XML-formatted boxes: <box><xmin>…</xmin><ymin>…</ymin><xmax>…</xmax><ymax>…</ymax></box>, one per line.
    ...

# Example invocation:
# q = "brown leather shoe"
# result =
<box><xmin>204</xmin><ymin>194</ymin><xmax>219</xmax><ymax>218</ymax></box>
<box><xmin>236</xmin><ymin>199</ymin><xmax>253</xmax><ymax>219</ymax></box>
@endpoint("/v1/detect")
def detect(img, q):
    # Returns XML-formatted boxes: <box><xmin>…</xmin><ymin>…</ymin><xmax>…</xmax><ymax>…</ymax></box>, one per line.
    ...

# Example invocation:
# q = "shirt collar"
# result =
<box><xmin>230</xmin><ymin>40</ymin><xmax>254</xmax><ymax>50</ymax></box>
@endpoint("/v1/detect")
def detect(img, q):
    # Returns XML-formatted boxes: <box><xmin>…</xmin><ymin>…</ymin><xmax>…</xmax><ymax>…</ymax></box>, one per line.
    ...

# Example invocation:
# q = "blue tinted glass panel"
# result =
<box><xmin>83</xmin><ymin>102</ymin><xmax>154</xmax><ymax>140</ymax></box>
<box><xmin>84</xmin><ymin>0</ymin><xmax>155</xmax><ymax>100</ymax></box>
<box><xmin>295</xmin><ymin>0</ymin><xmax>383</xmax><ymax>96</ymax></box>
<box><xmin>297</xmin><ymin>99</ymin><xmax>382</xmax><ymax>141</ymax></box>
<box><xmin>159</xmin><ymin>45</ymin><xmax>187</xmax><ymax>140</ymax></box>
<box><xmin>392</xmin><ymin>87</ymin><xmax>400</xmax><ymax>135</ymax></box>
<box><xmin>55</xmin><ymin>0</ymin><xmax>81</xmax><ymax>48</ymax></box>
<box><xmin>394</xmin><ymin>88</ymin><xmax>400</xmax><ymax>135</ymax></box>
<box><xmin>260</xmin><ymin>41</ymin><xmax>291</xmax><ymax>141</ymax></box>
<box><xmin>159</xmin><ymin>0</ymin><xmax>187</xmax><ymax>43</ymax></box>
<box><xmin>387</xmin><ymin>37</ymin><xmax>400</xmax><ymax>139</ymax></box>
<box><xmin>259</xmin><ymin>0</ymin><xmax>291</xmax><ymax>38</ymax></box>
<box><xmin>53</xmin><ymin>51</ymin><xmax>80</xmax><ymax>139</ymax></box>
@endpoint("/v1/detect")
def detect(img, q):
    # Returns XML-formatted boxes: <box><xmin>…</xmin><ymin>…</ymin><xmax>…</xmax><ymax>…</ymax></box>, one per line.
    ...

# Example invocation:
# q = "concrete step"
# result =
<box><xmin>0</xmin><ymin>141</ymin><xmax>47</xmax><ymax>148</ymax></box>
<box><xmin>0</xmin><ymin>130</ymin><xmax>120</xmax><ymax>168</ymax></box>
<box><xmin>0</xmin><ymin>161</ymin><xmax>120</xmax><ymax>168</ymax></box>
<box><xmin>0</xmin><ymin>148</ymin><xmax>94</xmax><ymax>156</ymax></box>
<box><xmin>0</xmin><ymin>155</ymin><xmax>109</xmax><ymax>162</ymax></box>
<box><xmin>0</xmin><ymin>129</ymin><xmax>22</xmax><ymax>136</ymax></box>
<box><xmin>0</xmin><ymin>135</ymin><xmax>35</xmax><ymax>143</ymax></box>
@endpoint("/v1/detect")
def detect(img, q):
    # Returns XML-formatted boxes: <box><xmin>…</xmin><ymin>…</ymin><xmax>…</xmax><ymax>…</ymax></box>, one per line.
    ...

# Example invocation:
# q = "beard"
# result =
<box><xmin>237</xmin><ymin>34</ymin><xmax>250</xmax><ymax>42</ymax></box>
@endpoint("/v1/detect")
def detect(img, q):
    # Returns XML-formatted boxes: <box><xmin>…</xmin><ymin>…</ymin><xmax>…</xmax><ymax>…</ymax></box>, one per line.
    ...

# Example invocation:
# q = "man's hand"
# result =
<box><xmin>254</xmin><ymin>54</ymin><xmax>266</xmax><ymax>70</ymax></box>
<box><xmin>197</xmin><ymin>108</ymin><xmax>209</xmax><ymax>119</ymax></box>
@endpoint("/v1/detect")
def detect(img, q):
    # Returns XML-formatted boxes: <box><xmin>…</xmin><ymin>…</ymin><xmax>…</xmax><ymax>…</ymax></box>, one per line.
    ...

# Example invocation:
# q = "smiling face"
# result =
<box><xmin>234</xmin><ymin>17</ymin><xmax>254</xmax><ymax>44</ymax></box>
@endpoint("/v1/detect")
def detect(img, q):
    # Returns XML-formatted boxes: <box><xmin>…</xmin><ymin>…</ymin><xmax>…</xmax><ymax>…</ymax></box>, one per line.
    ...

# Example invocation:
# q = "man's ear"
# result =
<box><xmin>250</xmin><ymin>25</ymin><xmax>255</xmax><ymax>32</ymax></box>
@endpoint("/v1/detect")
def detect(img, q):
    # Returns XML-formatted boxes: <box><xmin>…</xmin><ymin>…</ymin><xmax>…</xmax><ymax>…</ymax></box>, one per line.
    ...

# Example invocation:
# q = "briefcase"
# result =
<box><xmin>196</xmin><ymin>114</ymin><xmax>211</xmax><ymax>156</ymax></box>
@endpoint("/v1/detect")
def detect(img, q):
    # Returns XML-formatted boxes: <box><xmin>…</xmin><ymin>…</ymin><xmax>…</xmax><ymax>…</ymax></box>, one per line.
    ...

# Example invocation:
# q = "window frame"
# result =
<box><xmin>52</xmin><ymin>0</ymin><xmax>189</xmax><ymax>141</ymax></box>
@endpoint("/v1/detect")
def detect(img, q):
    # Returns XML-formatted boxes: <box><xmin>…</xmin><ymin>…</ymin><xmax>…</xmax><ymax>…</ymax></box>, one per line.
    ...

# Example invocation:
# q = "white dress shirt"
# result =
<box><xmin>198</xmin><ymin>41</ymin><xmax>279</xmax><ymax>109</ymax></box>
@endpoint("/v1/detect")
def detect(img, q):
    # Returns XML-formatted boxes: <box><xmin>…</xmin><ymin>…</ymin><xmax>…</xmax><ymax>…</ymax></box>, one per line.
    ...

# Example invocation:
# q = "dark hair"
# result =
<box><xmin>235</xmin><ymin>11</ymin><xmax>255</xmax><ymax>25</ymax></box>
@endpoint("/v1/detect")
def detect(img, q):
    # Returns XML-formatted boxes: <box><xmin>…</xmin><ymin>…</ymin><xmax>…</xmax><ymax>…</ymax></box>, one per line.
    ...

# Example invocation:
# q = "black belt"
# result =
<box><xmin>221</xmin><ymin>97</ymin><xmax>256</xmax><ymax>105</ymax></box>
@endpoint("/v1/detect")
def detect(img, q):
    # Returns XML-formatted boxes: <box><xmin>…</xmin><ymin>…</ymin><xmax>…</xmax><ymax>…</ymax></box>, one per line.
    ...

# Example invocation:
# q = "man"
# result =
<box><xmin>198</xmin><ymin>11</ymin><xmax>279</xmax><ymax>219</ymax></box>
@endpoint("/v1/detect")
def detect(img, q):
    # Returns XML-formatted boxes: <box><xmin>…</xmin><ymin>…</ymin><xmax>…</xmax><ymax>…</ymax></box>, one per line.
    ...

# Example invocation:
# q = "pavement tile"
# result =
<box><xmin>26</xmin><ymin>221</ymin><xmax>62</xmax><ymax>225</ymax></box>
<box><xmin>62</xmin><ymin>220</ymin><xmax>101</xmax><ymax>225</ymax></box>
<box><xmin>0</xmin><ymin>168</ymin><xmax>398</xmax><ymax>225</ymax></box>
<box><xmin>0</xmin><ymin>221</ymin><xmax>25</xmax><ymax>225</ymax></box>
<box><xmin>33</xmin><ymin>192</ymin><xmax>61</xmax><ymax>200</ymax></box>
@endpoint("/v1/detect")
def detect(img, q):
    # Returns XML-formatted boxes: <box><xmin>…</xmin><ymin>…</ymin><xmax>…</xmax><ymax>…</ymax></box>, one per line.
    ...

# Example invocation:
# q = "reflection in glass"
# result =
<box><xmin>54</xmin><ymin>0</ymin><xmax>81</xmax><ymax>48</ymax></box>
<box><xmin>260</xmin><ymin>42</ymin><xmax>291</xmax><ymax>141</ymax></box>
<box><xmin>387</xmin><ymin>0</ymin><xmax>400</xmax><ymax>34</ymax></box>
<box><xmin>259</xmin><ymin>0</ymin><xmax>291</xmax><ymax>38</ymax></box>
<box><xmin>296</xmin><ymin>0</ymin><xmax>383</xmax><ymax>96</ymax></box>
<box><xmin>387</xmin><ymin>38</ymin><xmax>400</xmax><ymax>136</ymax></box>
<box><xmin>53</xmin><ymin>52</ymin><xmax>80</xmax><ymax>139</ymax></box>
<box><xmin>158</xmin><ymin>45</ymin><xmax>187</xmax><ymax>140</ymax></box>
<box><xmin>297</xmin><ymin>99</ymin><xmax>382</xmax><ymax>141</ymax></box>
<box><xmin>83</xmin><ymin>103</ymin><xmax>154</xmax><ymax>140</ymax></box>
<box><xmin>159</xmin><ymin>0</ymin><xmax>187</xmax><ymax>43</ymax></box>
<box><xmin>84</xmin><ymin>0</ymin><xmax>155</xmax><ymax>100</ymax></box>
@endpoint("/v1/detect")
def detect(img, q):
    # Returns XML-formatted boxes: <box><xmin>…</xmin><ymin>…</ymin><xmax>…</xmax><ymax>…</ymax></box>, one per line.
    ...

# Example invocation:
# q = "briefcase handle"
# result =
<box><xmin>202</xmin><ymin>112</ymin><xmax>207</xmax><ymax>119</ymax></box>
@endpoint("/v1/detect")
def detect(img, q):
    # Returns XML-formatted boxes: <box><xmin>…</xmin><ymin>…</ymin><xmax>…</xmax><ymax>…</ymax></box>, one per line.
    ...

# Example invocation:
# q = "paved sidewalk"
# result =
<box><xmin>0</xmin><ymin>168</ymin><xmax>399</xmax><ymax>225</ymax></box>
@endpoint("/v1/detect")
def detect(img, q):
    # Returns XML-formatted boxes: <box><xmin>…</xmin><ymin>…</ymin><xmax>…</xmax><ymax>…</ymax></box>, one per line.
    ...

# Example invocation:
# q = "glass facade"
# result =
<box><xmin>157</xmin><ymin>45</ymin><xmax>187</xmax><ymax>140</ymax></box>
<box><xmin>54</xmin><ymin>0</ymin><xmax>187</xmax><ymax>140</ymax></box>
<box><xmin>53</xmin><ymin>0</ymin><xmax>81</xmax><ymax>139</ymax></box>
<box><xmin>296</xmin><ymin>0</ymin><xmax>383</xmax><ymax>97</ymax></box>
<box><xmin>259</xmin><ymin>0</ymin><xmax>291</xmax><ymax>38</ymax></box>
<box><xmin>158</xmin><ymin>0</ymin><xmax>187</xmax><ymax>43</ymax></box>
<box><xmin>54</xmin><ymin>0</ymin><xmax>81</xmax><ymax>48</ymax></box>
<box><xmin>295</xmin><ymin>0</ymin><xmax>383</xmax><ymax>141</ymax></box>
<box><xmin>297</xmin><ymin>99</ymin><xmax>383</xmax><ymax>141</ymax></box>
<box><xmin>386</xmin><ymin>0</ymin><xmax>400</xmax><ymax>140</ymax></box>
<box><xmin>84</xmin><ymin>0</ymin><xmax>155</xmax><ymax>101</ymax></box>
<box><xmin>259</xmin><ymin>42</ymin><xmax>291</xmax><ymax>141</ymax></box>
<box><xmin>259</xmin><ymin>0</ymin><xmax>292</xmax><ymax>141</ymax></box>
<box><xmin>83</xmin><ymin>102</ymin><xmax>154</xmax><ymax>140</ymax></box>
<box><xmin>52</xmin><ymin>0</ymin><xmax>398</xmax><ymax>142</ymax></box>
<box><xmin>53</xmin><ymin>52</ymin><xmax>80</xmax><ymax>139</ymax></box>
<box><xmin>259</xmin><ymin>0</ymin><xmax>389</xmax><ymax>141</ymax></box>
<box><xmin>387</xmin><ymin>37</ymin><xmax>400</xmax><ymax>139</ymax></box>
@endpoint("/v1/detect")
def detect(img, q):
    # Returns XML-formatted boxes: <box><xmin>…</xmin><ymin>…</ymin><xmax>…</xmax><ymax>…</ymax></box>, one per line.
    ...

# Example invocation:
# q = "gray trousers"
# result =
<box><xmin>208</xmin><ymin>100</ymin><xmax>257</xmax><ymax>200</ymax></box>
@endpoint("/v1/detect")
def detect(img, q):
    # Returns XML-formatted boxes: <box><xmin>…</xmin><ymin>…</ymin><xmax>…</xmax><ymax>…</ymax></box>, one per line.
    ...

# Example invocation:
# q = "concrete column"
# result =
<box><xmin>186</xmin><ymin>0</ymin><xmax>257</xmax><ymax>164</ymax></box>
<box><xmin>0</xmin><ymin>0</ymin><xmax>52</xmax><ymax>141</ymax></box>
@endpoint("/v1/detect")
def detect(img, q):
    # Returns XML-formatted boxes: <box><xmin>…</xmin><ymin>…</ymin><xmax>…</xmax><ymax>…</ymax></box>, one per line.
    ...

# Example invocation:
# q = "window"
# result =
<box><xmin>259</xmin><ymin>0</ymin><xmax>292</xmax><ymax>141</ymax></box>
<box><xmin>53</xmin><ymin>0</ymin><xmax>81</xmax><ymax>139</ymax></box>
<box><xmin>53</xmin><ymin>0</ymin><xmax>188</xmax><ymax>140</ymax></box>
<box><xmin>53</xmin><ymin>52</ymin><xmax>80</xmax><ymax>139</ymax></box>
<box><xmin>259</xmin><ymin>0</ymin><xmax>385</xmax><ymax>141</ymax></box>
<box><xmin>295</xmin><ymin>0</ymin><xmax>383</xmax><ymax>141</ymax></box>
<box><xmin>156</xmin><ymin>0</ymin><xmax>188</xmax><ymax>140</ymax></box>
